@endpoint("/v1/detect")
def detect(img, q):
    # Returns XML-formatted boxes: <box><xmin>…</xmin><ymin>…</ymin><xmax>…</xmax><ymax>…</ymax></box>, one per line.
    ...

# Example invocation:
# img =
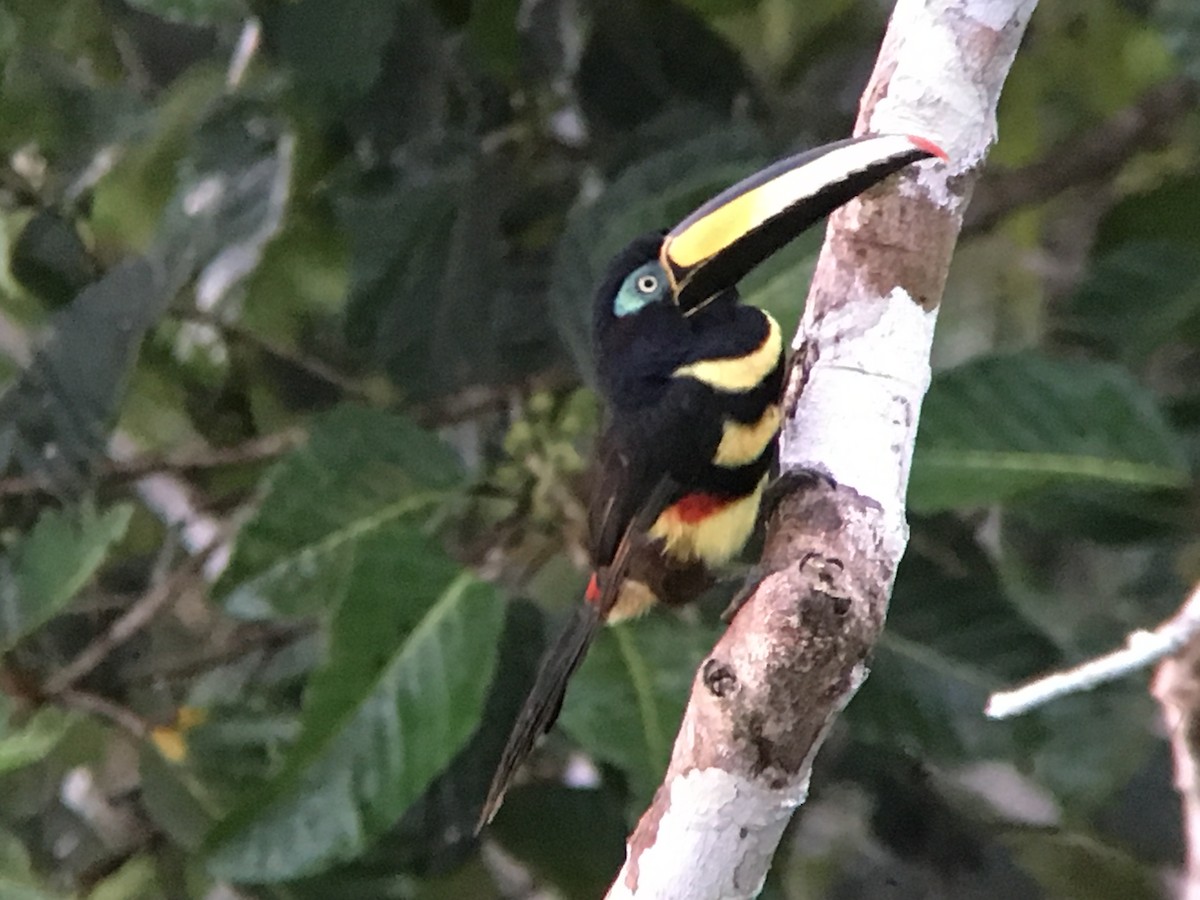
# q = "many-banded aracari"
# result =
<box><xmin>480</xmin><ymin>134</ymin><xmax>945</xmax><ymax>827</ymax></box>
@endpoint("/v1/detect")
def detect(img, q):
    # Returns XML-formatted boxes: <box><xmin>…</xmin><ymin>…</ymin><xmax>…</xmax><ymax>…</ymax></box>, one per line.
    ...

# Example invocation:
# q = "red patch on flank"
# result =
<box><xmin>585</xmin><ymin>572</ymin><xmax>601</xmax><ymax>604</ymax></box>
<box><xmin>908</xmin><ymin>135</ymin><xmax>949</xmax><ymax>161</ymax></box>
<box><xmin>669</xmin><ymin>492</ymin><xmax>732</xmax><ymax>523</ymax></box>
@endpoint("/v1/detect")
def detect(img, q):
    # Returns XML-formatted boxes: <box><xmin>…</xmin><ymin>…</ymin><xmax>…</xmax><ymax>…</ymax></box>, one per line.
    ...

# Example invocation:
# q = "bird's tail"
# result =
<box><xmin>477</xmin><ymin>600</ymin><xmax>602</xmax><ymax>830</ymax></box>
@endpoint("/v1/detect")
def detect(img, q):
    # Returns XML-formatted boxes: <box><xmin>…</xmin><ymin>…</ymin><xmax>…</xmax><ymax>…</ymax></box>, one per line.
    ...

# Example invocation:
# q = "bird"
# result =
<box><xmin>479</xmin><ymin>133</ymin><xmax>946</xmax><ymax>828</ymax></box>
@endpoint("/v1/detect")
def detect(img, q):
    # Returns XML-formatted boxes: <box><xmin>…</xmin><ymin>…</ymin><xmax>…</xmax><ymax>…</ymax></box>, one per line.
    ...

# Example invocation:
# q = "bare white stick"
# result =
<box><xmin>607</xmin><ymin>1</ymin><xmax>1039</xmax><ymax>896</ymax></box>
<box><xmin>227</xmin><ymin>18</ymin><xmax>262</xmax><ymax>91</ymax></box>
<box><xmin>987</xmin><ymin>581</ymin><xmax>1200</xmax><ymax>719</ymax></box>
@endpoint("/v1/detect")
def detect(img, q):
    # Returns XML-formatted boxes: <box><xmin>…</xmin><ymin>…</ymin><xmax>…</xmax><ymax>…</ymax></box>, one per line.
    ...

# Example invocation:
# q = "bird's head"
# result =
<box><xmin>592</xmin><ymin>133</ymin><xmax>947</xmax><ymax>345</ymax></box>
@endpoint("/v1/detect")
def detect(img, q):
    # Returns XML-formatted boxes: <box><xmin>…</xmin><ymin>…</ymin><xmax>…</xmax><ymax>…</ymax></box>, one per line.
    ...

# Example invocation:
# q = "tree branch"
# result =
<box><xmin>43</xmin><ymin>545</ymin><xmax>215</xmax><ymax>696</ymax></box>
<box><xmin>1153</xmin><ymin>614</ymin><xmax>1200</xmax><ymax>900</ymax></box>
<box><xmin>964</xmin><ymin>75</ymin><xmax>1198</xmax><ymax>235</ymax></box>
<box><xmin>0</xmin><ymin>428</ymin><xmax>304</xmax><ymax>498</ymax></box>
<box><xmin>607</xmin><ymin>1</ymin><xmax>1038</xmax><ymax>896</ymax></box>
<box><xmin>988</xmin><ymin>581</ymin><xmax>1200</xmax><ymax>719</ymax></box>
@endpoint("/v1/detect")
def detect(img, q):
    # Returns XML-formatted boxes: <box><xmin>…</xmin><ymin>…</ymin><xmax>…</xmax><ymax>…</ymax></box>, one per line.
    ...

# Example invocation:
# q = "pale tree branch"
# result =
<box><xmin>987</xmin><ymin>581</ymin><xmax>1200</xmax><ymax>719</ymax></box>
<box><xmin>1153</xmin><ymin>609</ymin><xmax>1200</xmax><ymax>900</ymax></box>
<box><xmin>606</xmin><ymin>1</ymin><xmax>1039</xmax><ymax>896</ymax></box>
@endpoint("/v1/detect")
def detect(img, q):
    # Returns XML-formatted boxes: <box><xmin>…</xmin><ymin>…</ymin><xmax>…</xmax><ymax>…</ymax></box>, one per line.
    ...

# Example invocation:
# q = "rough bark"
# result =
<box><xmin>1152</xmin><ymin>588</ymin><xmax>1200</xmax><ymax>900</ymax></box>
<box><xmin>606</xmin><ymin>1</ymin><xmax>1040</xmax><ymax>897</ymax></box>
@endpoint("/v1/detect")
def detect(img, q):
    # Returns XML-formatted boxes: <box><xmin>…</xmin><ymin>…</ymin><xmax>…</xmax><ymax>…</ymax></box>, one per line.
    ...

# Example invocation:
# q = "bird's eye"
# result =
<box><xmin>636</xmin><ymin>274</ymin><xmax>659</xmax><ymax>294</ymax></box>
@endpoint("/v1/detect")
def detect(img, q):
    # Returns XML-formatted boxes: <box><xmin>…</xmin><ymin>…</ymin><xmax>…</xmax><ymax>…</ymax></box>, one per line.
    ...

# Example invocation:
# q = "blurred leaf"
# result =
<box><xmin>218</xmin><ymin>405</ymin><xmax>464</xmax><ymax>619</ymax></box>
<box><xmin>0</xmin><ymin>702</ymin><xmax>75</xmax><ymax>775</ymax></box>
<box><xmin>84</xmin><ymin>855</ymin><xmax>160</xmax><ymax>900</ymax></box>
<box><xmin>0</xmin><ymin>830</ymin><xmax>68</xmax><ymax>900</ymax></box>
<box><xmin>204</xmin><ymin>574</ymin><xmax>506</xmax><ymax>882</ymax></box>
<box><xmin>558</xmin><ymin>612</ymin><xmax>718</xmax><ymax>803</ymax></box>
<box><xmin>286</xmin><ymin>602</ymin><xmax>546</xmax><ymax>887</ymax></box>
<box><xmin>489</xmin><ymin>783</ymin><xmax>628</xmax><ymax>897</ymax></box>
<box><xmin>124</xmin><ymin>0</ymin><xmax>246</xmax><ymax>25</ymax></box>
<box><xmin>0</xmin><ymin>100</ymin><xmax>292</xmax><ymax>493</ymax></box>
<box><xmin>1003</xmin><ymin>826</ymin><xmax>1160</xmax><ymax>900</ymax></box>
<box><xmin>1156</xmin><ymin>0</ymin><xmax>1200</xmax><ymax>81</ymax></box>
<box><xmin>467</xmin><ymin>0</ymin><xmax>520</xmax><ymax>81</ymax></box>
<box><xmin>0</xmin><ymin>260</ymin><xmax>168</xmax><ymax>490</ymax></box>
<box><xmin>909</xmin><ymin>353</ymin><xmax>1190</xmax><ymax>512</ymax></box>
<box><xmin>850</xmin><ymin>516</ymin><xmax>1057</xmax><ymax>760</ymax></box>
<box><xmin>383</xmin><ymin>599</ymin><xmax>545</xmax><ymax>873</ymax></box>
<box><xmin>1095</xmin><ymin>173</ymin><xmax>1200</xmax><ymax>253</ymax></box>
<box><xmin>1025</xmin><ymin>687</ymin><xmax>1157</xmax><ymax>812</ymax></box>
<box><xmin>1010</xmin><ymin>482</ymin><xmax>1190</xmax><ymax>543</ymax></box>
<box><xmin>575</xmin><ymin>0</ymin><xmax>753</xmax><ymax>132</ymax></box>
<box><xmin>337</xmin><ymin>153</ymin><xmax>555</xmax><ymax>398</ymax></box>
<box><xmin>549</xmin><ymin>127</ymin><xmax>766</xmax><ymax>374</ymax></box>
<box><xmin>262</xmin><ymin>0</ymin><xmax>407</xmax><ymax>105</ymax></box>
<box><xmin>679</xmin><ymin>0</ymin><xmax>762</xmax><ymax>14</ymax></box>
<box><xmin>140</xmin><ymin>744</ymin><xmax>220</xmax><ymax>850</ymax></box>
<box><xmin>1060</xmin><ymin>239</ymin><xmax>1200</xmax><ymax>362</ymax></box>
<box><xmin>9</xmin><ymin>210</ymin><xmax>95</xmax><ymax>307</ymax></box>
<box><xmin>0</xmin><ymin>503</ymin><xmax>132</xmax><ymax>652</ymax></box>
<box><xmin>152</xmin><ymin>98</ymin><xmax>295</xmax><ymax>301</ymax></box>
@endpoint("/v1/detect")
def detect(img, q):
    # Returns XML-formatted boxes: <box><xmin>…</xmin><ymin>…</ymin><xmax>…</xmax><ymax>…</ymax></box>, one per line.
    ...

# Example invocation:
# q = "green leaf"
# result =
<box><xmin>203</xmin><ymin>574</ymin><xmax>506</xmax><ymax>882</ymax></box>
<box><xmin>850</xmin><ymin>516</ymin><xmax>1056</xmax><ymax>761</ymax></box>
<box><xmin>218</xmin><ymin>405</ymin><xmax>464</xmax><ymax>619</ymax></box>
<box><xmin>1095</xmin><ymin>173</ymin><xmax>1200</xmax><ymax>254</ymax></box>
<box><xmin>0</xmin><ymin>701</ymin><xmax>75</xmax><ymax>775</ymax></box>
<box><xmin>1156</xmin><ymin>0</ymin><xmax>1200</xmax><ymax>81</ymax></box>
<box><xmin>489</xmin><ymin>783</ymin><xmax>628</xmax><ymax>898</ymax></box>
<box><xmin>0</xmin><ymin>830</ymin><xmax>69</xmax><ymax>900</ymax></box>
<box><xmin>124</xmin><ymin>0</ymin><xmax>246</xmax><ymax>25</ymax></box>
<box><xmin>558</xmin><ymin>612</ymin><xmax>719</xmax><ymax>802</ymax></box>
<box><xmin>262</xmin><ymin>0</ymin><xmax>407</xmax><ymax>104</ymax></box>
<box><xmin>1062</xmin><ymin>240</ymin><xmax>1200</xmax><ymax>361</ymax></box>
<box><xmin>0</xmin><ymin>260</ymin><xmax>169</xmax><ymax>490</ymax></box>
<box><xmin>0</xmin><ymin>503</ymin><xmax>132</xmax><ymax>652</ymax></box>
<box><xmin>1003</xmin><ymin>827</ymin><xmax>1161</xmax><ymax>900</ymax></box>
<box><xmin>909</xmin><ymin>353</ymin><xmax>1190</xmax><ymax>512</ymax></box>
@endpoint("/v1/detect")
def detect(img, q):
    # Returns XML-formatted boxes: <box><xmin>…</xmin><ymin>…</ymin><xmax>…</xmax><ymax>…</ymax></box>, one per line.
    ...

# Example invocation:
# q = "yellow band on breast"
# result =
<box><xmin>672</xmin><ymin>315</ymin><xmax>782</xmax><ymax>392</ymax></box>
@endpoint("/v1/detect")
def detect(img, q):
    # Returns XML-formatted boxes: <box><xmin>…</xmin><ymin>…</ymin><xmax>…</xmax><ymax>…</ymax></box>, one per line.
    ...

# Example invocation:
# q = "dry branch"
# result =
<box><xmin>607</xmin><ymin>1</ymin><xmax>1040</xmax><ymax>896</ymax></box>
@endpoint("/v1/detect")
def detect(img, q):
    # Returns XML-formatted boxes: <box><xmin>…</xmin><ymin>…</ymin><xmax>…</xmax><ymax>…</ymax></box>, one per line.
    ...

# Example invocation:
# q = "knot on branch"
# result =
<box><xmin>702</xmin><ymin>658</ymin><xmax>738</xmax><ymax>698</ymax></box>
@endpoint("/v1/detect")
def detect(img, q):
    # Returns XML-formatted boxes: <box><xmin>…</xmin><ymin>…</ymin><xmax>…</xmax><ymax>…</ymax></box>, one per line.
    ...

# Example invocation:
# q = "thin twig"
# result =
<box><xmin>43</xmin><ymin>547</ymin><xmax>216</xmax><ymax>696</ymax></box>
<box><xmin>226</xmin><ymin>17</ymin><xmax>262</xmax><ymax>90</ymax></box>
<box><xmin>965</xmin><ymin>75</ymin><xmax>1198</xmax><ymax>235</ymax></box>
<box><xmin>987</xmin><ymin>580</ymin><xmax>1200</xmax><ymax>719</ymax></box>
<box><xmin>57</xmin><ymin>688</ymin><xmax>151</xmax><ymax>739</ymax></box>
<box><xmin>122</xmin><ymin>620</ymin><xmax>314</xmax><ymax>685</ymax></box>
<box><xmin>0</xmin><ymin>429</ymin><xmax>304</xmax><ymax>498</ymax></box>
<box><xmin>182</xmin><ymin>310</ymin><xmax>375</xmax><ymax>401</ymax></box>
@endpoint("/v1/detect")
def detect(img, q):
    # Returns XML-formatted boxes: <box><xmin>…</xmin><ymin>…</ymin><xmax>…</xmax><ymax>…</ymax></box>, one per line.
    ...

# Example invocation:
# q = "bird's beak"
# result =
<box><xmin>660</xmin><ymin>134</ymin><xmax>947</xmax><ymax>310</ymax></box>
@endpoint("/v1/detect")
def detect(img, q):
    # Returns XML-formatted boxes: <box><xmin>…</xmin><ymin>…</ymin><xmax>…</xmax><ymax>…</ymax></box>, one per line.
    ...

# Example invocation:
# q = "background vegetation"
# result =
<box><xmin>2</xmin><ymin>0</ymin><xmax>1200</xmax><ymax>896</ymax></box>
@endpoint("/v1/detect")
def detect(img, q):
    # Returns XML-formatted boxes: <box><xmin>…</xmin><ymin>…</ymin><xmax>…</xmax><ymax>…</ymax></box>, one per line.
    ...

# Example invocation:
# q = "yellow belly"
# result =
<box><xmin>648</xmin><ymin>474</ymin><xmax>768</xmax><ymax>565</ymax></box>
<box><xmin>608</xmin><ymin>580</ymin><xmax>660</xmax><ymax>623</ymax></box>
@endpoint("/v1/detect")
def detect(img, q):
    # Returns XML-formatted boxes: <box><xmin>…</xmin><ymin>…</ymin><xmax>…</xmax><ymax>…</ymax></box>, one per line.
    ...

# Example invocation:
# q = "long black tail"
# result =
<box><xmin>477</xmin><ymin>601</ymin><xmax>602</xmax><ymax>829</ymax></box>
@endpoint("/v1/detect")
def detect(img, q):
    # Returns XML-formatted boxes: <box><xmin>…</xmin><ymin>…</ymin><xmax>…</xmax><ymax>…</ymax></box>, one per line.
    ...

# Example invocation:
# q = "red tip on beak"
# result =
<box><xmin>908</xmin><ymin>135</ymin><xmax>949</xmax><ymax>161</ymax></box>
<box><xmin>585</xmin><ymin>572</ymin><xmax>601</xmax><ymax>604</ymax></box>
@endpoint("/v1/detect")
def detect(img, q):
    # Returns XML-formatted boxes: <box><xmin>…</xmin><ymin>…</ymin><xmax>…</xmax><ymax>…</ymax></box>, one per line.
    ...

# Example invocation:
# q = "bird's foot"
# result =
<box><xmin>721</xmin><ymin>563</ymin><xmax>768</xmax><ymax>622</ymax></box>
<box><xmin>760</xmin><ymin>468</ymin><xmax>837</xmax><ymax>524</ymax></box>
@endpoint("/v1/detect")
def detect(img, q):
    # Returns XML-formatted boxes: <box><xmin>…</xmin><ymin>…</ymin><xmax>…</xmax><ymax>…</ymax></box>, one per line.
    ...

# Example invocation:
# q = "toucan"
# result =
<box><xmin>479</xmin><ymin>134</ymin><xmax>945</xmax><ymax>828</ymax></box>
